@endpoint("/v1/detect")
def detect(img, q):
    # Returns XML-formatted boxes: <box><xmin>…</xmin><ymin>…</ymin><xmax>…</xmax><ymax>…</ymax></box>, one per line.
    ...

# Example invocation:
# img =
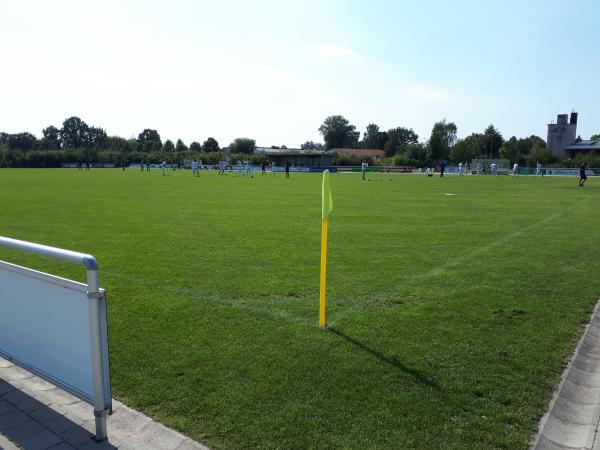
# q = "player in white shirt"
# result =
<box><xmin>271</xmin><ymin>160</ymin><xmax>276</xmax><ymax>176</ymax></box>
<box><xmin>491</xmin><ymin>163</ymin><xmax>497</xmax><ymax>176</ymax></box>
<box><xmin>536</xmin><ymin>161</ymin><xmax>543</xmax><ymax>177</ymax></box>
<box><xmin>191</xmin><ymin>159</ymin><xmax>199</xmax><ymax>177</ymax></box>
<box><xmin>361</xmin><ymin>161</ymin><xmax>368</xmax><ymax>180</ymax></box>
<box><xmin>476</xmin><ymin>162</ymin><xmax>482</xmax><ymax>176</ymax></box>
<box><xmin>246</xmin><ymin>159</ymin><xmax>253</xmax><ymax>177</ymax></box>
<box><xmin>458</xmin><ymin>162</ymin><xmax>463</xmax><ymax>176</ymax></box>
<box><xmin>512</xmin><ymin>162</ymin><xmax>519</xmax><ymax>177</ymax></box>
<box><xmin>160</xmin><ymin>161</ymin><xmax>167</xmax><ymax>176</ymax></box>
<box><xmin>237</xmin><ymin>160</ymin><xmax>243</xmax><ymax>175</ymax></box>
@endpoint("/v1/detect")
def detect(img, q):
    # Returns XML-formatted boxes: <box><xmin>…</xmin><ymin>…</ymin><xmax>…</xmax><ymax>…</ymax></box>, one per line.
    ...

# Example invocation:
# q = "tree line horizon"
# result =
<box><xmin>1</xmin><ymin>115</ymin><xmax>599</xmax><ymax>168</ymax></box>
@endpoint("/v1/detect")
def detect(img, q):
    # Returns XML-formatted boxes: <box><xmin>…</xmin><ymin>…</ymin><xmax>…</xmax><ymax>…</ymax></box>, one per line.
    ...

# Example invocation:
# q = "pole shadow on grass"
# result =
<box><xmin>328</xmin><ymin>327</ymin><xmax>440</xmax><ymax>389</ymax></box>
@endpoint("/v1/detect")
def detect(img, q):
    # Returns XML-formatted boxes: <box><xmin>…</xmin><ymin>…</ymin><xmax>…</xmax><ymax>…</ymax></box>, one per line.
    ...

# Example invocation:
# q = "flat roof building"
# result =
<box><xmin>253</xmin><ymin>147</ymin><xmax>333</xmax><ymax>167</ymax></box>
<box><xmin>564</xmin><ymin>140</ymin><xmax>600</xmax><ymax>158</ymax></box>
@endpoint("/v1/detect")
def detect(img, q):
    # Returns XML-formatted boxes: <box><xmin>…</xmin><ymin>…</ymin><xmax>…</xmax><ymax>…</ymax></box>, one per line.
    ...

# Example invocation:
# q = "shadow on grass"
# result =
<box><xmin>328</xmin><ymin>326</ymin><xmax>440</xmax><ymax>389</ymax></box>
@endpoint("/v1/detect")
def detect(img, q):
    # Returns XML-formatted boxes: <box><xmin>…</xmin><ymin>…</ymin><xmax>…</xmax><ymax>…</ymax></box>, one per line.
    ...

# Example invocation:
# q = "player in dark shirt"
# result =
<box><xmin>579</xmin><ymin>163</ymin><xmax>587</xmax><ymax>187</ymax></box>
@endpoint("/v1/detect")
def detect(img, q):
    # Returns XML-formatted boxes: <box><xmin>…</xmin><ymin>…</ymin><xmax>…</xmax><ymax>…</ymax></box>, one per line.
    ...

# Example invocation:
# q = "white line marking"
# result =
<box><xmin>330</xmin><ymin>194</ymin><xmax>599</xmax><ymax>326</ymax></box>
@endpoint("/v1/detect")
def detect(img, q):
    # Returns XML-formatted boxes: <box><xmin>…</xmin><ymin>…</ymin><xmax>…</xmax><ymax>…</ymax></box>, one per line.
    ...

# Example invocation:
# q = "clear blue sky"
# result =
<box><xmin>1</xmin><ymin>0</ymin><xmax>598</xmax><ymax>147</ymax></box>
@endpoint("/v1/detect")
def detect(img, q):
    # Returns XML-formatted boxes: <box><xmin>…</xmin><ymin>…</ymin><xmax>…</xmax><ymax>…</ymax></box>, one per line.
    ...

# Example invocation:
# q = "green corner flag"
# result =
<box><xmin>322</xmin><ymin>169</ymin><xmax>333</xmax><ymax>221</ymax></box>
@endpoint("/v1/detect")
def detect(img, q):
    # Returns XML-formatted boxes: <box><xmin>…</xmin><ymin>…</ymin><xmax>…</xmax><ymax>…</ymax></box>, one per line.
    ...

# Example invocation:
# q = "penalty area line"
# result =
<box><xmin>103</xmin><ymin>270</ymin><xmax>316</xmax><ymax>327</ymax></box>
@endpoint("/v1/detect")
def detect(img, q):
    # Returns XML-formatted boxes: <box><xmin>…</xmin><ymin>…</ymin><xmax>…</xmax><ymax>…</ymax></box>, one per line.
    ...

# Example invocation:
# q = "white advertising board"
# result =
<box><xmin>0</xmin><ymin>260</ymin><xmax>98</xmax><ymax>404</ymax></box>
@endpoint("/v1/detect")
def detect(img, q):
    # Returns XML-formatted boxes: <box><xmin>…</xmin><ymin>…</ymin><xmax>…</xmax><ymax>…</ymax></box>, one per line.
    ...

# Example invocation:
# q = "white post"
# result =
<box><xmin>87</xmin><ymin>267</ymin><xmax>109</xmax><ymax>441</ymax></box>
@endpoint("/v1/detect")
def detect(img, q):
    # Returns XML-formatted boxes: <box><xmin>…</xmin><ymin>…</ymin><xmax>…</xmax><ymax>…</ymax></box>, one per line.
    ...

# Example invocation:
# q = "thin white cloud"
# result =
<box><xmin>317</xmin><ymin>42</ymin><xmax>358</xmax><ymax>59</ymax></box>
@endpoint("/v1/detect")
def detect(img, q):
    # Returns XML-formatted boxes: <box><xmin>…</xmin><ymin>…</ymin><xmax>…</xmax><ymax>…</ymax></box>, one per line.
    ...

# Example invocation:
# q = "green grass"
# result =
<box><xmin>1</xmin><ymin>168</ymin><xmax>600</xmax><ymax>449</ymax></box>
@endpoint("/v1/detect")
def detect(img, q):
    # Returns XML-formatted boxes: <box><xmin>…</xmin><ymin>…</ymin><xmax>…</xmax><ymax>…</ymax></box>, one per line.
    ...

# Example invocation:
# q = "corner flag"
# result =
<box><xmin>319</xmin><ymin>170</ymin><xmax>333</xmax><ymax>328</ymax></box>
<box><xmin>322</xmin><ymin>170</ymin><xmax>333</xmax><ymax>221</ymax></box>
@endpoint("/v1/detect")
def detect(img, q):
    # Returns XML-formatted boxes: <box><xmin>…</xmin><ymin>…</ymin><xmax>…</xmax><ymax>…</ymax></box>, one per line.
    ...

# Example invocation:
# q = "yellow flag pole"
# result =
<box><xmin>319</xmin><ymin>216</ymin><xmax>329</xmax><ymax>328</ymax></box>
<box><xmin>319</xmin><ymin>169</ymin><xmax>333</xmax><ymax>328</ymax></box>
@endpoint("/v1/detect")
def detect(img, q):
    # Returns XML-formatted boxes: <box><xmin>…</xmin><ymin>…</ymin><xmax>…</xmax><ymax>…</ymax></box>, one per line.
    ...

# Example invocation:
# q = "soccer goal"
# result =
<box><xmin>471</xmin><ymin>158</ymin><xmax>510</xmax><ymax>175</ymax></box>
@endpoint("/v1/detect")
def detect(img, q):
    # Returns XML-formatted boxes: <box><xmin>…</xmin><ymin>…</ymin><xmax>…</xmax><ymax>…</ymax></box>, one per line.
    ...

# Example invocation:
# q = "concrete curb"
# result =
<box><xmin>531</xmin><ymin>300</ymin><xmax>600</xmax><ymax>450</ymax></box>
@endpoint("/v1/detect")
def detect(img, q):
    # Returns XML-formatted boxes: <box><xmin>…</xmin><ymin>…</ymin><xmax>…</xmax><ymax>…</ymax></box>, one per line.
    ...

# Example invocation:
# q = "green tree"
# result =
<box><xmin>464</xmin><ymin>132</ymin><xmax>486</xmax><ymax>155</ymax></box>
<box><xmin>362</xmin><ymin>124</ymin><xmax>379</xmax><ymax>148</ymax></box>
<box><xmin>449</xmin><ymin>134</ymin><xmax>480</xmax><ymax>162</ymax></box>
<box><xmin>499</xmin><ymin>137</ymin><xmax>520</xmax><ymax>162</ymax></box>
<box><xmin>60</xmin><ymin>116</ymin><xmax>89</xmax><ymax>148</ymax></box>
<box><xmin>86</xmin><ymin>126</ymin><xmax>109</xmax><ymax>149</ymax></box>
<box><xmin>405</xmin><ymin>143</ymin><xmax>427</xmax><ymax>164</ymax></box>
<box><xmin>40</xmin><ymin>126</ymin><xmax>61</xmax><ymax>149</ymax></box>
<box><xmin>361</xmin><ymin>124</ymin><xmax>388</xmax><ymax>150</ymax></box>
<box><xmin>427</xmin><ymin>119</ymin><xmax>457</xmax><ymax>162</ymax></box>
<box><xmin>202</xmin><ymin>137</ymin><xmax>220</xmax><ymax>152</ymax></box>
<box><xmin>176</xmin><ymin>139</ymin><xmax>188</xmax><ymax>152</ymax></box>
<box><xmin>137</xmin><ymin>129</ymin><xmax>162</xmax><ymax>152</ymax></box>
<box><xmin>229</xmin><ymin>138</ymin><xmax>255</xmax><ymax>154</ymax></box>
<box><xmin>163</xmin><ymin>139</ymin><xmax>175</xmax><ymax>152</ymax></box>
<box><xmin>8</xmin><ymin>132</ymin><xmax>37</xmax><ymax>151</ymax></box>
<box><xmin>591</xmin><ymin>134</ymin><xmax>600</xmax><ymax>141</ymax></box>
<box><xmin>107</xmin><ymin>136</ymin><xmax>129</xmax><ymax>152</ymax></box>
<box><xmin>524</xmin><ymin>135</ymin><xmax>546</xmax><ymax>148</ymax></box>
<box><xmin>121</xmin><ymin>140</ymin><xmax>134</xmax><ymax>153</ymax></box>
<box><xmin>483</xmin><ymin>124</ymin><xmax>504</xmax><ymax>158</ymax></box>
<box><xmin>318</xmin><ymin>115</ymin><xmax>360</xmax><ymax>149</ymax></box>
<box><xmin>189</xmin><ymin>141</ymin><xmax>202</xmax><ymax>152</ymax></box>
<box><xmin>300</xmin><ymin>141</ymin><xmax>324</xmax><ymax>150</ymax></box>
<box><xmin>514</xmin><ymin>135</ymin><xmax>546</xmax><ymax>158</ymax></box>
<box><xmin>137</xmin><ymin>128</ymin><xmax>161</xmax><ymax>143</ymax></box>
<box><xmin>383</xmin><ymin>127</ymin><xmax>419</xmax><ymax>156</ymax></box>
<box><xmin>527</xmin><ymin>142</ymin><xmax>553</xmax><ymax>164</ymax></box>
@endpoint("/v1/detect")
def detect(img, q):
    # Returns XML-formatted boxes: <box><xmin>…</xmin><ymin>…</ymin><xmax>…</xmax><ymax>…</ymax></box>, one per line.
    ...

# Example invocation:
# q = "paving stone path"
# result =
<box><xmin>531</xmin><ymin>301</ymin><xmax>600</xmax><ymax>450</ymax></box>
<box><xmin>0</xmin><ymin>357</ymin><xmax>209</xmax><ymax>450</ymax></box>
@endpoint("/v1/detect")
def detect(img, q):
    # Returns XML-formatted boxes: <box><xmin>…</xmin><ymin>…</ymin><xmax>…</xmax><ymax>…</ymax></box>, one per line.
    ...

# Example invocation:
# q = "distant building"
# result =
<box><xmin>547</xmin><ymin>112</ymin><xmax>578</xmax><ymax>156</ymax></box>
<box><xmin>253</xmin><ymin>147</ymin><xmax>333</xmax><ymax>167</ymax></box>
<box><xmin>333</xmin><ymin>148</ymin><xmax>386</xmax><ymax>159</ymax></box>
<box><xmin>564</xmin><ymin>140</ymin><xmax>600</xmax><ymax>158</ymax></box>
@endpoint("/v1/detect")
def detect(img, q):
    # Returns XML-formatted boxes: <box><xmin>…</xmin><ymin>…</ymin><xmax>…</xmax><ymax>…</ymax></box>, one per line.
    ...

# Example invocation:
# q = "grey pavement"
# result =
<box><xmin>0</xmin><ymin>357</ymin><xmax>209</xmax><ymax>450</ymax></box>
<box><xmin>531</xmin><ymin>301</ymin><xmax>600</xmax><ymax>450</ymax></box>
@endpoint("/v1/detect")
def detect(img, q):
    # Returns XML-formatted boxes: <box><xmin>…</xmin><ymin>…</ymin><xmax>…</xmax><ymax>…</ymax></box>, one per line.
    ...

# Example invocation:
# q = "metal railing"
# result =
<box><xmin>0</xmin><ymin>236</ymin><xmax>111</xmax><ymax>441</ymax></box>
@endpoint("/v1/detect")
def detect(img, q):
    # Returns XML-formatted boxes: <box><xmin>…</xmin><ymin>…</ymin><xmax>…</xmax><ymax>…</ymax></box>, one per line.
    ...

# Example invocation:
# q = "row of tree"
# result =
<box><xmin>314</xmin><ymin>115</ymin><xmax>420</xmax><ymax>156</ymax></box>
<box><xmin>2</xmin><ymin>115</ymin><xmax>599</xmax><ymax>168</ymax></box>
<box><xmin>313</xmin><ymin>115</ymin><xmax>559</xmax><ymax>166</ymax></box>
<box><xmin>0</xmin><ymin>116</ymin><xmax>258</xmax><ymax>155</ymax></box>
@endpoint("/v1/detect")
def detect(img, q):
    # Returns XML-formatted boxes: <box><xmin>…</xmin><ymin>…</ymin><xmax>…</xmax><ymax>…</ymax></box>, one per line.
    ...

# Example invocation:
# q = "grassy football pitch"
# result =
<box><xmin>1</xmin><ymin>168</ymin><xmax>600</xmax><ymax>449</ymax></box>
